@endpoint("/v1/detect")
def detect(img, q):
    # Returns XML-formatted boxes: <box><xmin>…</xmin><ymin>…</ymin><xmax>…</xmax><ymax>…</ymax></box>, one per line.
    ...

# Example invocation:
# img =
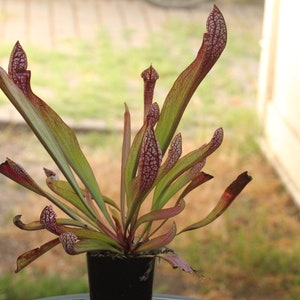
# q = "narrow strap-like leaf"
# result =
<box><xmin>155</xmin><ymin>5</ymin><xmax>227</xmax><ymax>155</ymax></box>
<box><xmin>134</xmin><ymin>199</ymin><xmax>185</xmax><ymax>231</ymax></box>
<box><xmin>0</xmin><ymin>67</ymin><xmax>82</xmax><ymax>203</ymax></box>
<box><xmin>158</xmin><ymin>133</ymin><xmax>182</xmax><ymax>179</ymax></box>
<box><xmin>58</xmin><ymin>227</ymin><xmax>121</xmax><ymax>248</ymax></box>
<box><xmin>141</xmin><ymin>65</ymin><xmax>159</xmax><ymax>121</ymax></box>
<box><xmin>154</xmin><ymin>161</ymin><xmax>206</xmax><ymax>209</ymax></box>
<box><xmin>178</xmin><ymin>172</ymin><xmax>213</xmax><ymax>200</ymax></box>
<box><xmin>153</xmin><ymin>128</ymin><xmax>223</xmax><ymax>210</ymax></box>
<box><xmin>135</xmin><ymin>223</ymin><xmax>176</xmax><ymax>253</ymax></box>
<box><xmin>178</xmin><ymin>171</ymin><xmax>252</xmax><ymax>233</ymax></box>
<box><xmin>45</xmin><ymin>173</ymin><xmax>97</xmax><ymax>221</ymax></box>
<box><xmin>13</xmin><ymin>215</ymin><xmax>44</xmax><ymax>231</ymax></box>
<box><xmin>65</xmin><ymin>236</ymin><xmax>122</xmax><ymax>255</ymax></box>
<box><xmin>121</xmin><ymin>103</ymin><xmax>131</xmax><ymax>226</ymax></box>
<box><xmin>156</xmin><ymin>252</ymin><xmax>193</xmax><ymax>273</ymax></box>
<box><xmin>0</xmin><ymin>159</ymin><xmax>83</xmax><ymax>221</ymax></box>
<box><xmin>15</xmin><ymin>238</ymin><xmax>60</xmax><ymax>273</ymax></box>
<box><xmin>0</xmin><ymin>42</ymin><xmax>113</xmax><ymax>226</ymax></box>
<box><xmin>0</xmin><ymin>158</ymin><xmax>47</xmax><ymax>195</ymax></box>
<box><xmin>14</xmin><ymin>215</ymin><xmax>90</xmax><ymax>232</ymax></box>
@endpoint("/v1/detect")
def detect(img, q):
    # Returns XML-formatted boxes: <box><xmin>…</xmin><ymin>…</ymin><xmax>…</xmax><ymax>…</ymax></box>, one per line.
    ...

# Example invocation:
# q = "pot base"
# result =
<box><xmin>87</xmin><ymin>252</ymin><xmax>155</xmax><ymax>300</ymax></box>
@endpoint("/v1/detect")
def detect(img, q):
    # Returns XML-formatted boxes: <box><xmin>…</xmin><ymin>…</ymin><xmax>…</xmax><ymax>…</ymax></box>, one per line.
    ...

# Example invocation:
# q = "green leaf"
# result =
<box><xmin>72</xmin><ymin>238</ymin><xmax>121</xmax><ymax>254</ymax></box>
<box><xmin>59</xmin><ymin>230</ymin><xmax>122</xmax><ymax>255</ymax></box>
<box><xmin>0</xmin><ymin>159</ymin><xmax>83</xmax><ymax>221</ymax></box>
<box><xmin>45</xmin><ymin>175</ymin><xmax>97</xmax><ymax>221</ymax></box>
<box><xmin>0</xmin><ymin>67</ymin><xmax>80</xmax><ymax>199</ymax></box>
<box><xmin>58</xmin><ymin>226</ymin><xmax>120</xmax><ymax>248</ymax></box>
<box><xmin>0</xmin><ymin>43</ymin><xmax>112</xmax><ymax>225</ymax></box>
<box><xmin>154</xmin><ymin>161</ymin><xmax>206</xmax><ymax>209</ymax></box>
<box><xmin>13</xmin><ymin>214</ymin><xmax>90</xmax><ymax>231</ymax></box>
<box><xmin>47</xmin><ymin>174</ymin><xmax>121</xmax><ymax>224</ymax></box>
<box><xmin>155</xmin><ymin>5</ymin><xmax>227</xmax><ymax>155</ymax></box>
<box><xmin>153</xmin><ymin>128</ymin><xmax>223</xmax><ymax>209</ymax></box>
<box><xmin>125</xmin><ymin>123</ymin><xmax>147</xmax><ymax>202</ymax></box>
<box><xmin>120</xmin><ymin>103</ymin><xmax>131</xmax><ymax>226</ymax></box>
<box><xmin>13</xmin><ymin>215</ymin><xmax>44</xmax><ymax>231</ymax></box>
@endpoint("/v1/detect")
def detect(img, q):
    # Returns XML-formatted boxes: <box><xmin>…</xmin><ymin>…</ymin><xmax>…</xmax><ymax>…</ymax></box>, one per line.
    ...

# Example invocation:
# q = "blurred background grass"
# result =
<box><xmin>0</xmin><ymin>1</ymin><xmax>300</xmax><ymax>300</ymax></box>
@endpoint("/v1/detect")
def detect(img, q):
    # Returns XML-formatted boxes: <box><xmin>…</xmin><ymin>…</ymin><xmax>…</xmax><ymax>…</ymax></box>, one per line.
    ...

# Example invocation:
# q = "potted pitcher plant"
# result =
<box><xmin>0</xmin><ymin>5</ymin><xmax>251</xmax><ymax>300</ymax></box>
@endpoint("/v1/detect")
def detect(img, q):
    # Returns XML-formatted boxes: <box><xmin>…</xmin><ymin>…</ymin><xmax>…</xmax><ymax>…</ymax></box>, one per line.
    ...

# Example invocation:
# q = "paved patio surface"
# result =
<box><xmin>0</xmin><ymin>0</ymin><xmax>215</xmax><ymax>48</ymax></box>
<box><xmin>0</xmin><ymin>0</ymin><xmax>263</xmax><ymax>129</ymax></box>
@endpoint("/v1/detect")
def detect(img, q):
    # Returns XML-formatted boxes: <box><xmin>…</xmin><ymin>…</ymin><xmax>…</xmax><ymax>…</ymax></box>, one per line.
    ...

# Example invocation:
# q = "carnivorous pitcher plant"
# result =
<box><xmin>0</xmin><ymin>6</ymin><xmax>252</xmax><ymax>273</ymax></box>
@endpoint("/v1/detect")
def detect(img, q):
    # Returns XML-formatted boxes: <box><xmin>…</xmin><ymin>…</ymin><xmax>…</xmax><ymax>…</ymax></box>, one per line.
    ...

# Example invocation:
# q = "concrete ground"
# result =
<box><xmin>0</xmin><ymin>0</ymin><xmax>263</xmax><ymax>128</ymax></box>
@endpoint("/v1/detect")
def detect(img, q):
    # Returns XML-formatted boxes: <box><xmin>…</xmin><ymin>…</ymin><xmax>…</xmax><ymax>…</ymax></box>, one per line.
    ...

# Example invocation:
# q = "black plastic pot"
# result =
<box><xmin>86</xmin><ymin>252</ymin><xmax>155</xmax><ymax>300</ymax></box>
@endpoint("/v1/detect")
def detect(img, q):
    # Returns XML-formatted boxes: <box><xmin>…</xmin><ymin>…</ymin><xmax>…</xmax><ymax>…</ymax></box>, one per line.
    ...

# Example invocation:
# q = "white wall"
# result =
<box><xmin>258</xmin><ymin>0</ymin><xmax>300</xmax><ymax>205</ymax></box>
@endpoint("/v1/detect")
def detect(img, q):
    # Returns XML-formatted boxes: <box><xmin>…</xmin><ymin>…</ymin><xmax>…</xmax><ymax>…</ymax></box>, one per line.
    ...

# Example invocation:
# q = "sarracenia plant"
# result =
<box><xmin>0</xmin><ymin>6</ymin><xmax>251</xmax><ymax>273</ymax></box>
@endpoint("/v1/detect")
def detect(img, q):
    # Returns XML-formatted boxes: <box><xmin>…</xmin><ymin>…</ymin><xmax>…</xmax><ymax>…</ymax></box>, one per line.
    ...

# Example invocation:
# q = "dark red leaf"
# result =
<box><xmin>138</xmin><ymin>123</ymin><xmax>162</xmax><ymax>193</ymax></box>
<box><xmin>163</xmin><ymin>133</ymin><xmax>182</xmax><ymax>171</ymax></box>
<box><xmin>208</xmin><ymin>127</ymin><xmax>224</xmax><ymax>152</ymax></box>
<box><xmin>40</xmin><ymin>205</ymin><xmax>63</xmax><ymax>235</ymax></box>
<box><xmin>179</xmin><ymin>172</ymin><xmax>252</xmax><ymax>233</ymax></box>
<box><xmin>141</xmin><ymin>65</ymin><xmax>159</xmax><ymax>121</ymax></box>
<box><xmin>178</xmin><ymin>171</ymin><xmax>213</xmax><ymax>201</ymax></box>
<box><xmin>221</xmin><ymin>171</ymin><xmax>253</xmax><ymax>205</ymax></box>
<box><xmin>201</xmin><ymin>5</ymin><xmax>227</xmax><ymax>75</ymax></box>
<box><xmin>136</xmin><ymin>223</ymin><xmax>176</xmax><ymax>252</ymax></box>
<box><xmin>0</xmin><ymin>158</ymin><xmax>46</xmax><ymax>195</ymax></box>
<box><xmin>59</xmin><ymin>232</ymin><xmax>78</xmax><ymax>255</ymax></box>
<box><xmin>15</xmin><ymin>238</ymin><xmax>60</xmax><ymax>272</ymax></box>
<box><xmin>146</xmin><ymin>102</ymin><xmax>160</xmax><ymax>127</ymax></box>
<box><xmin>157</xmin><ymin>252</ymin><xmax>193</xmax><ymax>273</ymax></box>
<box><xmin>8</xmin><ymin>41</ymin><xmax>32</xmax><ymax>97</ymax></box>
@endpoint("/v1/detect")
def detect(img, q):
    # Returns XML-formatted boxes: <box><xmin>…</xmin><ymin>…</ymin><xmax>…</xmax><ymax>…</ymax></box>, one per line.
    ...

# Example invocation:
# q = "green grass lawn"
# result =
<box><xmin>0</xmin><ymin>11</ymin><xmax>259</xmax><ymax>130</ymax></box>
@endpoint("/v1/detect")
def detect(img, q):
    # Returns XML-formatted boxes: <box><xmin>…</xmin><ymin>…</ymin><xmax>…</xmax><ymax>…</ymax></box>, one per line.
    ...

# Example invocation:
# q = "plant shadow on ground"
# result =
<box><xmin>0</xmin><ymin>2</ymin><xmax>300</xmax><ymax>300</ymax></box>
